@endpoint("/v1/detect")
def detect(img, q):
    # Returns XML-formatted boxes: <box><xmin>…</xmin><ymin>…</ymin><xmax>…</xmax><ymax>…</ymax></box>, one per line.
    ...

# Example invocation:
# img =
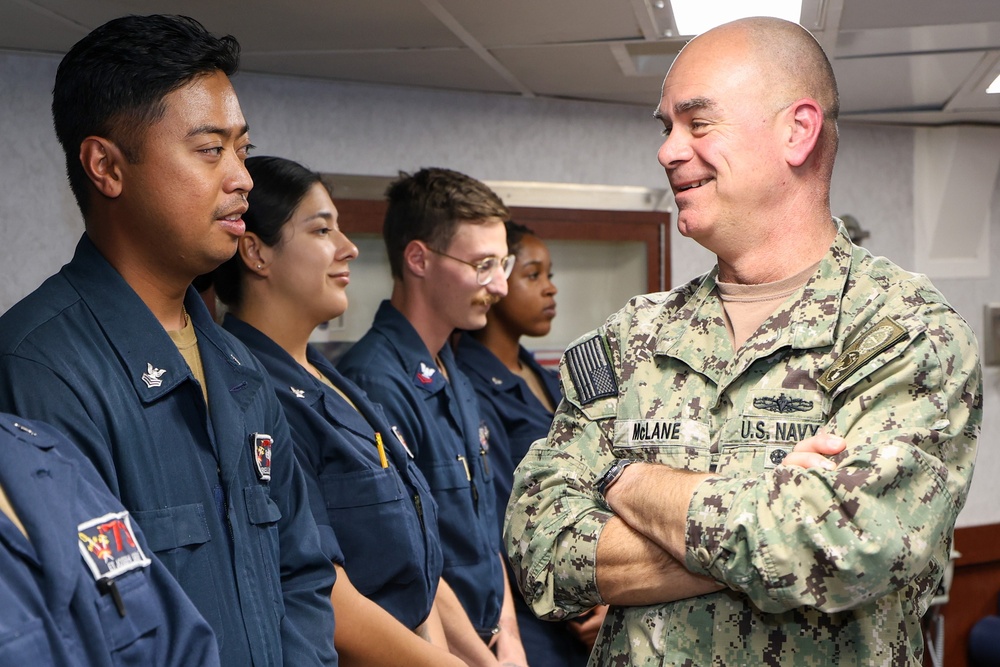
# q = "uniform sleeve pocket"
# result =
<box><xmin>321</xmin><ymin>468</ymin><xmax>402</xmax><ymax>509</ymax></box>
<box><xmin>96</xmin><ymin>569</ymin><xmax>164</xmax><ymax>654</ymax></box>
<box><xmin>245</xmin><ymin>485</ymin><xmax>282</xmax><ymax>525</ymax></box>
<box><xmin>132</xmin><ymin>503</ymin><xmax>211</xmax><ymax>551</ymax></box>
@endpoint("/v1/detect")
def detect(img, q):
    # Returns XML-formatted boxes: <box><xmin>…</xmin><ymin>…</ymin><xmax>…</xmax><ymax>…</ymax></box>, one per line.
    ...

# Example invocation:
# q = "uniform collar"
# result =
<box><xmin>223</xmin><ymin>314</ymin><xmax>395</xmax><ymax>439</ymax></box>
<box><xmin>223</xmin><ymin>314</ymin><xmax>323</xmax><ymax>405</ymax></box>
<box><xmin>63</xmin><ymin>234</ymin><xmax>257</xmax><ymax>405</ymax></box>
<box><xmin>655</xmin><ymin>220</ymin><xmax>852</xmax><ymax>376</ymax></box>
<box><xmin>455</xmin><ymin>333</ymin><xmax>515</xmax><ymax>390</ymax></box>
<box><xmin>372</xmin><ymin>300</ymin><xmax>447</xmax><ymax>394</ymax></box>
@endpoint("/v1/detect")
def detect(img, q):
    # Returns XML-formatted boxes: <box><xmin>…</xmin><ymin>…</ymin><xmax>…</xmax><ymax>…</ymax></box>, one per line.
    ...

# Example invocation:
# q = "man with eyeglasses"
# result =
<box><xmin>338</xmin><ymin>167</ymin><xmax>528</xmax><ymax>667</ymax></box>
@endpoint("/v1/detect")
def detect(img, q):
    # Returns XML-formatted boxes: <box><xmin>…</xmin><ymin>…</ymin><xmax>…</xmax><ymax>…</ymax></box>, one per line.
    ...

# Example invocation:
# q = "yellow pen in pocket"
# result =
<box><xmin>374</xmin><ymin>432</ymin><xmax>389</xmax><ymax>468</ymax></box>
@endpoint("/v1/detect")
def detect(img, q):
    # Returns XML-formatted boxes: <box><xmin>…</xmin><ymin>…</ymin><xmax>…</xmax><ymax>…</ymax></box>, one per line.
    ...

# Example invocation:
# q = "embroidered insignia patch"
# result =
<box><xmin>416</xmin><ymin>362</ymin><xmax>436</xmax><ymax>385</ymax></box>
<box><xmin>565</xmin><ymin>335</ymin><xmax>618</xmax><ymax>405</ymax></box>
<box><xmin>765</xmin><ymin>445</ymin><xmax>789</xmax><ymax>469</ymax></box>
<box><xmin>752</xmin><ymin>393</ymin><xmax>813</xmax><ymax>414</ymax></box>
<box><xmin>78</xmin><ymin>511</ymin><xmax>151</xmax><ymax>581</ymax></box>
<box><xmin>141</xmin><ymin>363</ymin><xmax>167</xmax><ymax>388</ymax></box>
<box><xmin>818</xmin><ymin>317</ymin><xmax>907</xmax><ymax>393</ymax></box>
<box><xmin>251</xmin><ymin>433</ymin><xmax>272</xmax><ymax>482</ymax></box>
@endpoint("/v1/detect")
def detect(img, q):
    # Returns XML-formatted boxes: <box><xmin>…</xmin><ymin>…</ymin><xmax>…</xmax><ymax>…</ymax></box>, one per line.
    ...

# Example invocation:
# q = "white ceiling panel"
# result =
<box><xmin>240</xmin><ymin>48</ymin><xmax>519</xmax><ymax>95</ymax></box>
<box><xmin>438</xmin><ymin>0</ymin><xmax>644</xmax><ymax>46</ymax></box>
<box><xmin>836</xmin><ymin>51</ymin><xmax>987</xmax><ymax>113</ymax></box>
<box><xmin>839</xmin><ymin>0</ymin><xmax>1000</xmax><ymax>31</ymax></box>
<box><xmin>495</xmin><ymin>43</ymin><xmax>663</xmax><ymax>106</ymax></box>
<box><xmin>836</xmin><ymin>22</ymin><xmax>1000</xmax><ymax>58</ymax></box>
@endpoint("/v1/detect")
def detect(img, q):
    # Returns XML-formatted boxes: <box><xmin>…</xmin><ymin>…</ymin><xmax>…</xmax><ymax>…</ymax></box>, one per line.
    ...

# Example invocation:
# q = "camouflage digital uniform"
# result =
<box><xmin>504</xmin><ymin>223</ymin><xmax>981</xmax><ymax>666</ymax></box>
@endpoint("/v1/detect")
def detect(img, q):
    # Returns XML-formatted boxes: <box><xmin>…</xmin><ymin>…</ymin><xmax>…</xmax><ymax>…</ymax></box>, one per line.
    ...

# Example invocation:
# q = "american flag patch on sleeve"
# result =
<box><xmin>565</xmin><ymin>335</ymin><xmax>619</xmax><ymax>405</ymax></box>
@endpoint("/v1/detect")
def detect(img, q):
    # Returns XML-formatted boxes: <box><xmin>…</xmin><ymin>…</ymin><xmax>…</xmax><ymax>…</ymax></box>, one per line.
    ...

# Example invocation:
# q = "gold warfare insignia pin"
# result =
<box><xmin>818</xmin><ymin>317</ymin><xmax>907</xmax><ymax>393</ymax></box>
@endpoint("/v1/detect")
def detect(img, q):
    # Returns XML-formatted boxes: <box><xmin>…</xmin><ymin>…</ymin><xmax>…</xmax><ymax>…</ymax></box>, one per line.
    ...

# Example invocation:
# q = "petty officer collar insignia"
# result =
<box><xmin>416</xmin><ymin>362</ymin><xmax>436</xmax><ymax>385</ymax></box>
<box><xmin>141</xmin><ymin>362</ymin><xmax>167</xmax><ymax>388</ymax></box>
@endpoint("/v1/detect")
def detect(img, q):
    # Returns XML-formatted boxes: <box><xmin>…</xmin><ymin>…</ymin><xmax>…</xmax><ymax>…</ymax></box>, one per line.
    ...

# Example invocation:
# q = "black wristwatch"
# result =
<box><xmin>596</xmin><ymin>458</ymin><xmax>633</xmax><ymax>499</ymax></box>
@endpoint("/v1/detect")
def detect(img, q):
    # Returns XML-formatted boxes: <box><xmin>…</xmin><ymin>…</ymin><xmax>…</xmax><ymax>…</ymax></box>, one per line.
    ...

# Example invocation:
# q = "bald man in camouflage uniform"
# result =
<box><xmin>504</xmin><ymin>17</ymin><xmax>981</xmax><ymax>667</ymax></box>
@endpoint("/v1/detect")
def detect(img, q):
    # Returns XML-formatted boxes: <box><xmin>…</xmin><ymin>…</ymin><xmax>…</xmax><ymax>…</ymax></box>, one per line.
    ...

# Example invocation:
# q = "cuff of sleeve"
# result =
<box><xmin>526</xmin><ymin>508</ymin><xmax>612</xmax><ymax>616</ymax></box>
<box><xmin>317</xmin><ymin>525</ymin><xmax>345</xmax><ymax>565</ymax></box>
<box><xmin>683</xmin><ymin>475</ymin><xmax>748</xmax><ymax>578</ymax></box>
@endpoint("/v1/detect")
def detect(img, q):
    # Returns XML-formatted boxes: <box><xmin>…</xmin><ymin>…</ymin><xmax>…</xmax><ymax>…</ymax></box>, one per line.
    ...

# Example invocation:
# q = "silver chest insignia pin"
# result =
<box><xmin>391</xmin><ymin>425</ymin><xmax>414</xmax><ymax>459</ymax></box>
<box><xmin>141</xmin><ymin>363</ymin><xmax>167</xmax><ymax>388</ymax></box>
<box><xmin>251</xmin><ymin>433</ymin><xmax>272</xmax><ymax>482</ymax></box>
<box><xmin>290</xmin><ymin>387</ymin><xmax>306</xmax><ymax>399</ymax></box>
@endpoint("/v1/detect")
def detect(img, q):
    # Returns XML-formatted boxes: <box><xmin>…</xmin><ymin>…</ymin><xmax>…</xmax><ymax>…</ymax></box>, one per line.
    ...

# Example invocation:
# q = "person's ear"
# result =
<box><xmin>784</xmin><ymin>98</ymin><xmax>823</xmax><ymax>168</ymax></box>
<box><xmin>79</xmin><ymin>136</ymin><xmax>126</xmax><ymax>199</ymax></box>
<box><xmin>239</xmin><ymin>232</ymin><xmax>271</xmax><ymax>276</ymax></box>
<box><xmin>403</xmin><ymin>240</ymin><xmax>429</xmax><ymax>278</ymax></box>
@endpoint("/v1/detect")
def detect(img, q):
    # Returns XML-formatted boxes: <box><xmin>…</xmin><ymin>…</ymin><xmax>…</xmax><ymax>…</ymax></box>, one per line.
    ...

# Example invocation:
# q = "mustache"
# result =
<box><xmin>472</xmin><ymin>294</ymin><xmax>501</xmax><ymax>307</ymax></box>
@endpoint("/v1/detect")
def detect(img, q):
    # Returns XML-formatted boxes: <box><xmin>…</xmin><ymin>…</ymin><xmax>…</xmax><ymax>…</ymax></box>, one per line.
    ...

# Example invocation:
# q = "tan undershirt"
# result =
<box><xmin>513</xmin><ymin>363</ymin><xmax>556</xmax><ymax>413</ymax></box>
<box><xmin>716</xmin><ymin>261</ymin><xmax>819</xmax><ymax>349</ymax></box>
<box><xmin>168</xmin><ymin>312</ymin><xmax>209</xmax><ymax>404</ymax></box>
<box><xmin>0</xmin><ymin>483</ymin><xmax>28</xmax><ymax>539</ymax></box>
<box><xmin>314</xmin><ymin>369</ymin><xmax>360</xmax><ymax>413</ymax></box>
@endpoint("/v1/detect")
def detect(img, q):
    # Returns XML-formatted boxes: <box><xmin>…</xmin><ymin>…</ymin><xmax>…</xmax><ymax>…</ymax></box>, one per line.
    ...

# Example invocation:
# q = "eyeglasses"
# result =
<box><xmin>428</xmin><ymin>248</ymin><xmax>515</xmax><ymax>286</ymax></box>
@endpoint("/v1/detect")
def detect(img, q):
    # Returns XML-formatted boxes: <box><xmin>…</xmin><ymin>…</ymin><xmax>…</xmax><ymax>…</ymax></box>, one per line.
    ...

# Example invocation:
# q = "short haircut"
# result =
<box><xmin>52</xmin><ymin>14</ymin><xmax>241</xmax><ymax>216</ymax></box>
<box><xmin>382</xmin><ymin>167</ymin><xmax>509</xmax><ymax>280</ymax></box>
<box><xmin>731</xmin><ymin>17</ymin><xmax>840</xmax><ymax>171</ymax></box>
<box><xmin>211</xmin><ymin>156</ymin><xmax>329</xmax><ymax>307</ymax></box>
<box><xmin>505</xmin><ymin>220</ymin><xmax>536</xmax><ymax>256</ymax></box>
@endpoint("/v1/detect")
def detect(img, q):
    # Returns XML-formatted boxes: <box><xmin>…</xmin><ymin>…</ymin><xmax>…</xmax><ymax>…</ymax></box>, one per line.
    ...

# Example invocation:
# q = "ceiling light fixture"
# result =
<box><xmin>988</xmin><ymin>74</ymin><xmax>1000</xmax><ymax>94</ymax></box>
<box><xmin>669</xmin><ymin>0</ymin><xmax>803</xmax><ymax>36</ymax></box>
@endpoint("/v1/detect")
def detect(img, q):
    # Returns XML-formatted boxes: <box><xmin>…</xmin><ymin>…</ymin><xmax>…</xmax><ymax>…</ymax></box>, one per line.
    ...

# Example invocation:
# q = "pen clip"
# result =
<box><xmin>456</xmin><ymin>455</ymin><xmax>471</xmax><ymax>480</ymax></box>
<box><xmin>98</xmin><ymin>578</ymin><xmax>127</xmax><ymax>617</ymax></box>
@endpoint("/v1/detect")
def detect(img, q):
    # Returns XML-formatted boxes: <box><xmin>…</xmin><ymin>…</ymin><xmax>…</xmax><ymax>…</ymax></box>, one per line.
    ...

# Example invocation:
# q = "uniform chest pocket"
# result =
<box><xmin>612</xmin><ymin>418</ymin><xmax>713</xmax><ymax>470</ymax></box>
<box><xmin>0</xmin><ymin>618</ymin><xmax>54</xmax><ymax>664</ymax></box>
<box><xmin>320</xmin><ymin>469</ymin><xmax>420</xmax><ymax>595</ymax></box>
<box><xmin>321</xmin><ymin>468</ymin><xmax>403</xmax><ymax>509</ymax></box>
<box><xmin>422</xmin><ymin>459</ymin><xmax>471</xmax><ymax>491</ymax></box>
<box><xmin>717</xmin><ymin>388</ymin><xmax>828</xmax><ymax>473</ymax></box>
<box><xmin>422</xmin><ymin>461</ymin><xmax>480</xmax><ymax>567</ymax></box>
<box><xmin>129</xmin><ymin>504</ymin><xmax>220</xmax><ymax>641</ymax></box>
<box><xmin>244</xmin><ymin>485</ymin><xmax>282</xmax><ymax>525</ymax></box>
<box><xmin>132</xmin><ymin>504</ymin><xmax>211</xmax><ymax>553</ymax></box>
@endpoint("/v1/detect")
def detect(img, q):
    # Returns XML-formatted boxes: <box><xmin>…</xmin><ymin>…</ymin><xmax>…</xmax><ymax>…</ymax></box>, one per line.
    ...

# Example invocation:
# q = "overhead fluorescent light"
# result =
<box><xmin>988</xmin><ymin>74</ymin><xmax>1000</xmax><ymax>94</ymax></box>
<box><xmin>670</xmin><ymin>0</ymin><xmax>803</xmax><ymax>36</ymax></box>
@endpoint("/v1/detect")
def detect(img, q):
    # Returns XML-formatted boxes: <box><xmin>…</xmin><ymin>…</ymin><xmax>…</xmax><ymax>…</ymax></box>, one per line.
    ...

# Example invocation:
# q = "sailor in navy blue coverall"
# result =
<box><xmin>456</xmin><ymin>333</ymin><xmax>592</xmax><ymax>667</ymax></box>
<box><xmin>224</xmin><ymin>314</ymin><xmax>443</xmax><ymax>630</ymax></box>
<box><xmin>0</xmin><ymin>236</ymin><xmax>338</xmax><ymax>667</ymax></box>
<box><xmin>0</xmin><ymin>413</ymin><xmax>220</xmax><ymax>667</ymax></box>
<box><xmin>455</xmin><ymin>333</ymin><xmax>561</xmax><ymax>537</ymax></box>
<box><xmin>339</xmin><ymin>301</ymin><xmax>504</xmax><ymax>639</ymax></box>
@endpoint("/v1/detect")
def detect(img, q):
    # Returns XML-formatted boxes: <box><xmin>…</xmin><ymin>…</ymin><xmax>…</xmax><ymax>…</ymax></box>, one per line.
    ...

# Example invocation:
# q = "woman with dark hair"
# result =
<box><xmin>456</xmin><ymin>222</ymin><xmax>607</xmax><ymax>666</ymax></box>
<box><xmin>211</xmin><ymin>155</ymin><xmax>490</xmax><ymax>667</ymax></box>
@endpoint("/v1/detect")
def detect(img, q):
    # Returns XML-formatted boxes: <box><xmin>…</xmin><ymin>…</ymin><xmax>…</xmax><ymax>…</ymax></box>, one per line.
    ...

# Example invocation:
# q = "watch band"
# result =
<box><xmin>596</xmin><ymin>458</ymin><xmax>633</xmax><ymax>498</ymax></box>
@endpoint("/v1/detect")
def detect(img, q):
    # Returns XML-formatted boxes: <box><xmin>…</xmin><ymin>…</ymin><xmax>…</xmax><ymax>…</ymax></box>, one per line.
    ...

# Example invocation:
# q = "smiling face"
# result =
<box><xmin>488</xmin><ymin>234</ymin><xmax>557</xmax><ymax>338</ymax></box>
<box><xmin>425</xmin><ymin>218</ymin><xmax>509</xmax><ymax>332</ymax></box>
<box><xmin>116</xmin><ymin>70</ymin><xmax>254</xmax><ymax>280</ymax></box>
<box><xmin>265</xmin><ymin>182</ymin><xmax>358</xmax><ymax>326</ymax></box>
<box><xmin>655</xmin><ymin>30</ymin><xmax>789</xmax><ymax>254</ymax></box>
